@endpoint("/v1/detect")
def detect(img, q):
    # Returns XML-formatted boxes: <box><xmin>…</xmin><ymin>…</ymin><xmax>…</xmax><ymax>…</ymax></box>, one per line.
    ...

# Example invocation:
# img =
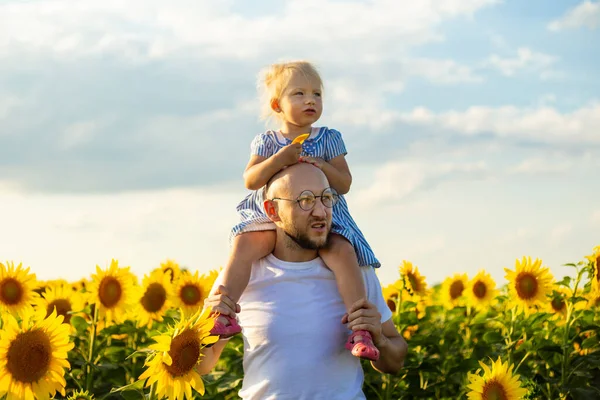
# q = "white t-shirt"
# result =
<box><xmin>212</xmin><ymin>254</ymin><xmax>393</xmax><ymax>400</ymax></box>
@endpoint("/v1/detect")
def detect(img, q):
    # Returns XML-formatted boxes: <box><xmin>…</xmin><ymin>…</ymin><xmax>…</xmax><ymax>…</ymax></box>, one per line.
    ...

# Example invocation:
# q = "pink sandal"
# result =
<box><xmin>210</xmin><ymin>315</ymin><xmax>242</xmax><ymax>338</ymax></box>
<box><xmin>345</xmin><ymin>330</ymin><xmax>380</xmax><ymax>361</ymax></box>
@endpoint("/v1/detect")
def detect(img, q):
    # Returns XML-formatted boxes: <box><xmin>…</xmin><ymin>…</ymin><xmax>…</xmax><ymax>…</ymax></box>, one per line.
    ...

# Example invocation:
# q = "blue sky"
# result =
<box><xmin>1</xmin><ymin>0</ymin><xmax>599</xmax><ymax>287</ymax></box>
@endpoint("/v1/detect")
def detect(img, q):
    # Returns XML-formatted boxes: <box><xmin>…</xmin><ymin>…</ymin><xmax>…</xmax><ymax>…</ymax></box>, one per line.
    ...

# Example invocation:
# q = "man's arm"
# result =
<box><xmin>344</xmin><ymin>299</ymin><xmax>408</xmax><ymax>375</ymax></box>
<box><xmin>370</xmin><ymin>319</ymin><xmax>407</xmax><ymax>374</ymax></box>
<box><xmin>195</xmin><ymin>339</ymin><xmax>230</xmax><ymax>375</ymax></box>
<box><xmin>195</xmin><ymin>285</ymin><xmax>240</xmax><ymax>375</ymax></box>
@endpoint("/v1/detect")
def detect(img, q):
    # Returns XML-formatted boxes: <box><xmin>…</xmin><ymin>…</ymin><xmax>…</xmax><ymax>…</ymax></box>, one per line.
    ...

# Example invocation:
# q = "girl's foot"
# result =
<box><xmin>211</xmin><ymin>315</ymin><xmax>242</xmax><ymax>338</ymax></box>
<box><xmin>345</xmin><ymin>330</ymin><xmax>380</xmax><ymax>361</ymax></box>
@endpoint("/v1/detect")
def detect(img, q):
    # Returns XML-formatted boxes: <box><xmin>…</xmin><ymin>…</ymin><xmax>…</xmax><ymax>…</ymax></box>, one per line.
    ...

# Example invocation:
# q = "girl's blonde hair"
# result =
<box><xmin>258</xmin><ymin>60</ymin><xmax>323</xmax><ymax>124</ymax></box>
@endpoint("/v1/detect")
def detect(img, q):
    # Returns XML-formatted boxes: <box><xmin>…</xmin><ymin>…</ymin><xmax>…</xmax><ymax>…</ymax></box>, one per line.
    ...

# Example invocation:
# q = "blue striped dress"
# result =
<box><xmin>230</xmin><ymin>126</ymin><xmax>381</xmax><ymax>269</ymax></box>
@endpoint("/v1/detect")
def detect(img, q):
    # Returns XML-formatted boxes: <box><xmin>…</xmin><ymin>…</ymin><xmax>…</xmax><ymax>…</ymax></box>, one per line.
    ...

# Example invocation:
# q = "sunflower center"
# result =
<box><xmin>481</xmin><ymin>380</ymin><xmax>508</xmax><ymax>400</ymax></box>
<box><xmin>99</xmin><ymin>277</ymin><xmax>122</xmax><ymax>308</ymax></box>
<box><xmin>595</xmin><ymin>256</ymin><xmax>600</xmax><ymax>282</ymax></box>
<box><xmin>142</xmin><ymin>283</ymin><xmax>167</xmax><ymax>313</ymax></box>
<box><xmin>406</xmin><ymin>273</ymin><xmax>421</xmax><ymax>294</ymax></box>
<box><xmin>165</xmin><ymin>329</ymin><xmax>201</xmax><ymax>377</ymax></box>
<box><xmin>0</xmin><ymin>278</ymin><xmax>24</xmax><ymax>305</ymax></box>
<box><xmin>551</xmin><ymin>296</ymin><xmax>565</xmax><ymax>312</ymax></box>
<box><xmin>449</xmin><ymin>281</ymin><xmax>465</xmax><ymax>299</ymax></box>
<box><xmin>386</xmin><ymin>294</ymin><xmax>397</xmax><ymax>312</ymax></box>
<box><xmin>46</xmin><ymin>299</ymin><xmax>73</xmax><ymax>324</ymax></box>
<box><xmin>180</xmin><ymin>284</ymin><xmax>202</xmax><ymax>305</ymax></box>
<box><xmin>473</xmin><ymin>281</ymin><xmax>487</xmax><ymax>299</ymax></box>
<box><xmin>6</xmin><ymin>329</ymin><xmax>51</xmax><ymax>383</ymax></box>
<box><xmin>515</xmin><ymin>272</ymin><xmax>538</xmax><ymax>300</ymax></box>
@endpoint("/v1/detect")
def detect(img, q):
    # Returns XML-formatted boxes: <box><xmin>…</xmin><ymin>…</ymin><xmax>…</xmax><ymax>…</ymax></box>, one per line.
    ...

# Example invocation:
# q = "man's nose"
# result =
<box><xmin>311</xmin><ymin>199</ymin><xmax>327</xmax><ymax>217</ymax></box>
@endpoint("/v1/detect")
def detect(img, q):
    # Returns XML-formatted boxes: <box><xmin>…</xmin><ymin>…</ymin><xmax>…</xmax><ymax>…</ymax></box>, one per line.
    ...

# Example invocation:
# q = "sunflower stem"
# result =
<box><xmin>513</xmin><ymin>351</ymin><xmax>530</xmax><ymax>375</ymax></box>
<box><xmin>149</xmin><ymin>382</ymin><xmax>158</xmax><ymax>400</ymax></box>
<box><xmin>86</xmin><ymin>303</ymin><xmax>98</xmax><ymax>392</ymax></box>
<box><xmin>560</xmin><ymin>301</ymin><xmax>573</xmax><ymax>393</ymax></box>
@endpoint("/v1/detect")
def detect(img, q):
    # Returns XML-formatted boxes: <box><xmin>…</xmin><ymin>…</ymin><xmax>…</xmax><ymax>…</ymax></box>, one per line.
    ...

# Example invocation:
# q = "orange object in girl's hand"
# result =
<box><xmin>291</xmin><ymin>133</ymin><xmax>310</xmax><ymax>144</ymax></box>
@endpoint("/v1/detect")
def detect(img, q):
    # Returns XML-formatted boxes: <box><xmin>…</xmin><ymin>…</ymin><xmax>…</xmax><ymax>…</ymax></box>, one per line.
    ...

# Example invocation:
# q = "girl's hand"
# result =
<box><xmin>276</xmin><ymin>143</ymin><xmax>303</xmax><ymax>167</ymax></box>
<box><xmin>299</xmin><ymin>156</ymin><xmax>325</xmax><ymax>169</ymax></box>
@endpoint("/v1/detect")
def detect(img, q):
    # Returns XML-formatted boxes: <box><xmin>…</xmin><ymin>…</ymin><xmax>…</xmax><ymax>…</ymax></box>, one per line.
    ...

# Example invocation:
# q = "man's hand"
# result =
<box><xmin>203</xmin><ymin>285</ymin><xmax>240</xmax><ymax>317</ymax></box>
<box><xmin>342</xmin><ymin>299</ymin><xmax>384</xmax><ymax>347</ymax></box>
<box><xmin>299</xmin><ymin>156</ymin><xmax>325</xmax><ymax>169</ymax></box>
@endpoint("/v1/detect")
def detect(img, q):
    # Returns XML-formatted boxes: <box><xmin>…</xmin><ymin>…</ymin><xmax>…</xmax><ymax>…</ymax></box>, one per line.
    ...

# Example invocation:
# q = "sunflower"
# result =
<box><xmin>505</xmin><ymin>256</ymin><xmax>554</xmax><ymax>316</ymax></box>
<box><xmin>133</xmin><ymin>270</ymin><xmax>175</xmax><ymax>328</ymax></box>
<box><xmin>173</xmin><ymin>271</ymin><xmax>212</xmax><ymax>317</ymax></box>
<box><xmin>440</xmin><ymin>273</ymin><xmax>469</xmax><ymax>310</ymax></box>
<box><xmin>71</xmin><ymin>278</ymin><xmax>90</xmax><ymax>294</ymax></box>
<box><xmin>33</xmin><ymin>284</ymin><xmax>85</xmax><ymax>327</ymax></box>
<box><xmin>155</xmin><ymin>259</ymin><xmax>182</xmax><ymax>284</ymax></box>
<box><xmin>545</xmin><ymin>285</ymin><xmax>572</xmax><ymax>322</ymax></box>
<box><xmin>0</xmin><ymin>261</ymin><xmax>38</xmax><ymax>316</ymax></box>
<box><xmin>465</xmin><ymin>270</ymin><xmax>498</xmax><ymax>311</ymax></box>
<box><xmin>586</xmin><ymin>245</ymin><xmax>600</xmax><ymax>291</ymax></box>
<box><xmin>585</xmin><ymin>286</ymin><xmax>600</xmax><ymax>308</ymax></box>
<box><xmin>88</xmin><ymin>259</ymin><xmax>136</xmax><ymax>325</ymax></box>
<box><xmin>467</xmin><ymin>357</ymin><xmax>528</xmax><ymax>400</ymax></box>
<box><xmin>138</xmin><ymin>308</ymin><xmax>218</xmax><ymax>399</ymax></box>
<box><xmin>0</xmin><ymin>308</ymin><xmax>74</xmax><ymax>399</ymax></box>
<box><xmin>67</xmin><ymin>389</ymin><xmax>94</xmax><ymax>400</ymax></box>
<box><xmin>382</xmin><ymin>282</ymin><xmax>401</xmax><ymax>312</ymax></box>
<box><xmin>399</xmin><ymin>260</ymin><xmax>429</xmax><ymax>299</ymax></box>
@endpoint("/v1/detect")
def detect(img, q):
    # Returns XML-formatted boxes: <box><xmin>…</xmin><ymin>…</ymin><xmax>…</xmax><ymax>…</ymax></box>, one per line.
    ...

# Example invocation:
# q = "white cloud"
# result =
<box><xmin>406</xmin><ymin>58</ymin><xmax>483</xmax><ymax>84</ymax></box>
<box><xmin>0</xmin><ymin>0</ymin><xmax>499</xmax><ymax>62</ymax></box>
<box><xmin>549</xmin><ymin>1</ymin><xmax>600</xmax><ymax>31</ymax></box>
<box><xmin>0</xmin><ymin>184</ymin><xmax>242</xmax><ymax>280</ymax></box>
<box><xmin>399</xmin><ymin>103</ymin><xmax>600</xmax><ymax>144</ymax></box>
<box><xmin>508</xmin><ymin>157</ymin><xmax>573</xmax><ymax>175</ymax></box>
<box><xmin>550</xmin><ymin>224</ymin><xmax>573</xmax><ymax>242</ymax></box>
<box><xmin>353</xmin><ymin>160</ymin><xmax>488</xmax><ymax>206</ymax></box>
<box><xmin>485</xmin><ymin>47</ymin><xmax>557</xmax><ymax>77</ymax></box>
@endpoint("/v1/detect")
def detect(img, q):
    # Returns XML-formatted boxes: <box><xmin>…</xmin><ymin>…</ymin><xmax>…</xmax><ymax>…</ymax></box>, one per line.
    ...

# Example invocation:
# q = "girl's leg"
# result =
<box><xmin>211</xmin><ymin>230</ymin><xmax>276</xmax><ymax>334</ymax></box>
<box><xmin>319</xmin><ymin>234</ymin><xmax>366</xmax><ymax>311</ymax></box>
<box><xmin>318</xmin><ymin>234</ymin><xmax>379</xmax><ymax>361</ymax></box>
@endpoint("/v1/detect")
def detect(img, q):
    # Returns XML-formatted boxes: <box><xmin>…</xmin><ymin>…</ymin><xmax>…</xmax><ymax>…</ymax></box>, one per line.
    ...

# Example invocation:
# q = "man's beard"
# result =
<box><xmin>282</xmin><ymin>219</ymin><xmax>331</xmax><ymax>250</ymax></box>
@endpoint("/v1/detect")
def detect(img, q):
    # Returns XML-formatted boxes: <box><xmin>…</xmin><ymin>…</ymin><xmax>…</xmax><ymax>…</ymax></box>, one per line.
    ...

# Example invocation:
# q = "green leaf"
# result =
<box><xmin>555</xmin><ymin>276</ymin><xmax>572</xmax><ymax>288</ymax></box>
<box><xmin>110</xmin><ymin>379</ymin><xmax>145</xmax><ymax>393</ymax></box>
<box><xmin>120</xmin><ymin>391</ymin><xmax>144</xmax><ymax>400</ymax></box>
<box><xmin>582</xmin><ymin>336</ymin><xmax>599</xmax><ymax>349</ymax></box>
<box><xmin>71</xmin><ymin>316</ymin><xmax>89</xmax><ymax>332</ymax></box>
<box><xmin>482</xmin><ymin>331</ymin><xmax>503</xmax><ymax>344</ymax></box>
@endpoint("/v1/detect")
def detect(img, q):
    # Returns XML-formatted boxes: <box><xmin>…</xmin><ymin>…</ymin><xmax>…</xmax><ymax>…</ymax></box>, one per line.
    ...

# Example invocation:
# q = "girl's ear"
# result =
<box><xmin>270</xmin><ymin>98</ymin><xmax>281</xmax><ymax>113</ymax></box>
<box><xmin>264</xmin><ymin>200</ymin><xmax>280</xmax><ymax>222</ymax></box>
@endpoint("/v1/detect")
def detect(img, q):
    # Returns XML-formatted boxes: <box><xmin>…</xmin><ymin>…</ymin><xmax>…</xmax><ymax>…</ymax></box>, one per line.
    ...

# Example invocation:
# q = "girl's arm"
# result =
<box><xmin>303</xmin><ymin>154</ymin><xmax>352</xmax><ymax>195</ymax></box>
<box><xmin>243</xmin><ymin>143</ymin><xmax>303</xmax><ymax>190</ymax></box>
<box><xmin>243</xmin><ymin>154</ymin><xmax>285</xmax><ymax>190</ymax></box>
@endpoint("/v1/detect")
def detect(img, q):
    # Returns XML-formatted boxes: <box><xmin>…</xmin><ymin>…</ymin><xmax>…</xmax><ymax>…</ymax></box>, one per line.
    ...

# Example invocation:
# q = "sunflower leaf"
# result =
<box><xmin>109</xmin><ymin>379</ymin><xmax>145</xmax><ymax>393</ymax></box>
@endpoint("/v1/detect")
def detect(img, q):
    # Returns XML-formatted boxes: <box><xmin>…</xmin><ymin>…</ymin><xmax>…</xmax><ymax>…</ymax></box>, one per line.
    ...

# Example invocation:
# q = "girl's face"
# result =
<box><xmin>275</xmin><ymin>72</ymin><xmax>323</xmax><ymax>131</ymax></box>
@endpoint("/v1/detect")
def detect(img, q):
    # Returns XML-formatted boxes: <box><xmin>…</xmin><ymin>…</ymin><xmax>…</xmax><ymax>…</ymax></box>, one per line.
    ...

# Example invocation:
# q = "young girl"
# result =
<box><xmin>212</xmin><ymin>61</ymin><xmax>382</xmax><ymax>361</ymax></box>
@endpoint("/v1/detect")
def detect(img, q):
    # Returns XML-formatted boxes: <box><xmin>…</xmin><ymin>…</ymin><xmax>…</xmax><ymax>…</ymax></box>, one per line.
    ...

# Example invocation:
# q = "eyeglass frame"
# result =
<box><xmin>269</xmin><ymin>187</ymin><xmax>339</xmax><ymax>211</ymax></box>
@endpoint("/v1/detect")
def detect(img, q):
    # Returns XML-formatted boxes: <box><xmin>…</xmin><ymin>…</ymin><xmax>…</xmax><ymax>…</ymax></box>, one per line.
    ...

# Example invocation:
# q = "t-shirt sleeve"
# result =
<box><xmin>323</xmin><ymin>129</ymin><xmax>348</xmax><ymax>161</ymax></box>
<box><xmin>250</xmin><ymin>133</ymin><xmax>275</xmax><ymax>158</ymax></box>
<box><xmin>362</xmin><ymin>267</ymin><xmax>393</xmax><ymax>323</ymax></box>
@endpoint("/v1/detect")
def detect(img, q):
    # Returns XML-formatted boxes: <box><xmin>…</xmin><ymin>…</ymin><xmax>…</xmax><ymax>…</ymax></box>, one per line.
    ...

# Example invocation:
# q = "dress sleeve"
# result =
<box><xmin>250</xmin><ymin>132</ymin><xmax>275</xmax><ymax>158</ymax></box>
<box><xmin>362</xmin><ymin>267</ymin><xmax>394</xmax><ymax>323</ymax></box>
<box><xmin>323</xmin><ymin>128</ymin><xmax>348</xmax><ymax>161</ymax></box>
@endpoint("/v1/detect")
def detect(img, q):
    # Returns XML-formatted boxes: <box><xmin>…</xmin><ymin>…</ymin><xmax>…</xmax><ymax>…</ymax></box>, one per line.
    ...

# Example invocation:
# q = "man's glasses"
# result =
<box><xmin>270</xmin><ymin>187</ymin><xmax>339</xmax><ymax>211</ymax></box>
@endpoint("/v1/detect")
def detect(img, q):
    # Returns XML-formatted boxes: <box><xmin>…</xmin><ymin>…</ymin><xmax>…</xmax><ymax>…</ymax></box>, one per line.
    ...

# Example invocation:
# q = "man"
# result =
<box><xmin>198</xmin><ymin>163</ymin><xmax>407</xmax><ymax>399</ymax></box>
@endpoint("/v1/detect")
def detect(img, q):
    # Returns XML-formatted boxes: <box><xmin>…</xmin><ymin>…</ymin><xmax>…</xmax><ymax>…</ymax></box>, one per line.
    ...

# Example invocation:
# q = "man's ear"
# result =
<box><xmin>264</xmin><ymin>200</ymin><xmax>281</xmax><ymax>222</ymax></box>
<box><xmin>270</xmin><ymin>98</ymin><xmax>281</xmax><ymax>113</ymax></box>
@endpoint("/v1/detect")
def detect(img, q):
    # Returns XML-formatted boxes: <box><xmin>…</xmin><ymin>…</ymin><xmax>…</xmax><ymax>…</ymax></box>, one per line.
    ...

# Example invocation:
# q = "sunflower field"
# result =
<box><xmin>0</xmin><ymin>246</ymin><xmax>599</xmax><ymax>400</ymax></box>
